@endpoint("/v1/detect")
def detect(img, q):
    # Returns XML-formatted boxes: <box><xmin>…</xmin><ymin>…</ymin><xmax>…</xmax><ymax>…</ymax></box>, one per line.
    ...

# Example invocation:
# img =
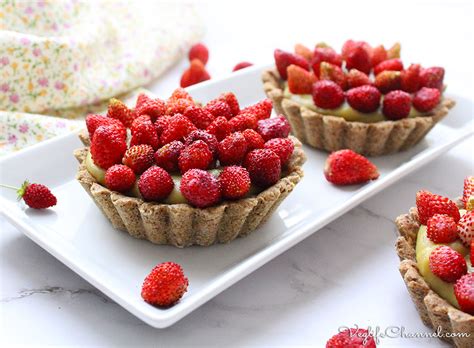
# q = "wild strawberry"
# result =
<box><xmin>104</xmin><ymin>164</ymin><xmax>135</xmax><ymax>192</ymax></box>
<box><xmin>426</xmin><ymin>214</ymin><xmax>458</xmax><ymax>243</ymax></box>
<box><xmin>166</xmin><ymin>98</ymin><xmax>194</xmax><ymax>116</ymax></box>
<box><xmin>374</xmin><ymin>70</ymin><xmax>402</xmax><ymax>94</ymax></box>
<box><xmin>160</xmin><ymin>114</ymin><xmax>197</xmax><ymax>145</ymax></box>
<box><xmin>346</xmin><ymin>85</ymin><xmax>381</xmax><ymax>113</ymax></box>
<box><xmin>180</xmin><ymin>59</ymin><xmax>211</xmax><ymax>88</ymax></box>
<box><xmin>319</xmin><ymin>62</ymin><xmax>346</xmax><ymax>89</ymax></box>
<box><xmin>457</xmin><ymin>211</ymin><xmax>474</xmax><ymax>246</ymax></box>
<box><xmin>429</xmin><ymin>246</ymin><xmax>467</xmax><ymax>283</ymax></box>
<box><xmin>374</xmin><ymin>58</ymin><xmax>403</xmax><ymax>75</ymax></box>
<box><xmin>184</xmin><ymin>130</ymin><xmax>219</xmax><ymax>158</ymax></box>
<box><xmin>274</xmin><ymin>49</ymin><xmax>310</xmax><ymax>80</ymax></box>
<box><xmin>242</xmin><ymin>129</ymin><xmax>265</xmax><ymax>150</ymax></box>
<box><xmin>370</xmin><ymin>44</ymin><xmax>388</xmax><ymax>67</ymax></box>
<box><xmin>311</xmin><ymin>47</ymin><xmax>342</xmax><ymax>76</ymax></box>
<box><xmin>462</xmin><ymin>176</ymin><xmax>474</xmax><ymax>209</ymax></box>
<box><xmin>471</xmin><ymin>240</ymin><xmax>474</xmax><ymax>265</ymax></box>
<box><xmin>122</xmin><ymin>144</ymin><xmax>155</xmax><ymax>174</ymax></box>
<box><xmin>138</xmin><ymin>166</ymin><xmax>174</xmax><ymax>201</ymax></box>
<box><xmin>218</xmin><ymin>132</ymin><xmax>248</xmax><ymax>165</ymax></box>
<box><xmin>180</xmin><ymin>169</ymin><xmax>221</xmax><ymax>208</ymax></box>
<box><xmin>154</xmin><ymin>115</ymin><xmax>172</xmax><ymax>138</ymax></box>
<box><xmin>345</xmin><ymin>43</ymin><xmax>372</xmax><ymax>75</ymax></box>
<box><xmin>244</xmin><ymin>149</ymin><xmax>281</xmax><ymax>188</ymax></box>
<box><xmin>387</xmin><ymin>42</ymin><xmax>401</xmax><ymax>59</ymax></box>
<box><xmin>382</xmin><ymin>90</ymin><xmax>411</xmax><ymax>120</ymax></box>
<box><xmin>15</xmin><ymin>181</ymin><xmax>57</xmax><ymax>209</ymax></box>
<box><xmin>135</xmin><ymin>94</ymin><xmax>166</xmax><ymax>122</ymax></box>
<box><xmin>228</xmin><ymin>113</ymin><xmax>258</xmax><ymax>132</ymax></box>
<box><xmin>85</xmin><ymin>114</ymin><xmax>125</xmax><ymax>139</ymax></box>
<box><xmin>154</xmin><ymin>141</ymin><xmax>184</xmax><ymax>172</ymax></box>
<box><xmin>264</xmin><ymin>138</ymin><xmax>294</xmax><ymax>166</ymax></box>
<box><xmin>141</xmin><ymin>262</ymin><xmax>188</xmax><ymax>307</ymax></box>
<box><xmin>312</xmin><ymin>80</ymin><xmax>345</xmax><ymax>109</ymax></box>
<box><xmin>188</xmin><ymin>43</ymin><xmax>209</xmax><ymax>65</ymax></box>
<box><xmin>107</xmin><ymin>98</ymin><xmax>135</xmax><ymax>128</ymax></box>
<box><xmin>240</xmin><ymin>99</ymin><xmax>273</xmax><ymax>120</ymax></box>
<box><xmin>454</xmin><ymin>274</ymin><xmax>474</xmax><ymax>315</ymax></box>
<box><xmin>294</xmin><ymin>43</ymin><xmax>313</xmax><ymax>61</ymax></box>
<box><xmin>218</xmin><ymin>92</ymin><xmax>240</xmax><ymax>116</ymax></box>
<box><xmin>232</xmin><ymin>61</ymin><xmax>253</xmax><ymax>72</ymax></box>
<box><xmin>183</xmin><ymin>105</ymin><xmax>214</xmax><ymax>129</ymax></box>
<box><xmin>401</xmin><ymin>64</ymin><xmax>421</xmax><ymax>93</ymax></box>
<box><xmin>324</xmin><ymin>149</ymin><xmax>379</xmax><ymax>185</ymax></box>
<box><xmin>326</xmin><ymin>328</ymin><xmax>377</xmax><ymax>348</ymax></box>
<box><xmin>90</xmin><ymin>125</ymin><xmax>127</xmax><ymax>169</ymax></box>
<box><xmin>341</xmin><ymin>40</ymin><xmax>372</xmax><ymax>60</ymax></box>
<box><xmin>287</xmin><ymin>64</ymin><xmax>317</xmax><ymax>94</ymax></box>
<box><xmin>178</xmin><ymin>140</ymin><xmax>213</xmax><ymax>173</ymax></box>
<box><xmin>204</xmin><ymin>99</ymin><xmax>233</xmax><ymax>120</ymax></box>
<box><xmin>419</xmin><ymin>67</ymin><xmax>444</xmax><ymax>90</ymax></box>
<box><xmin>416</xmin><ymin>190</ymin><xmax>461</xmax><ymax>224</ymax></box>
<box><xmin>130</xmin><ymin>115</ymin><xmax>160</xmax><ymax>150</ymax></box>
<box><xmin>346</xmin><ymin>69</ymin><xmax>371</xmax><ymax>89</ymax></box>
<box><xmin>206</xmin><ymin>116</ymin><xmax>231</xmax><ymax>141</ymax></box>
<box><xmin>218</xmin><ymin>166</ymin><xmax>251</xmax><ymax>200</ymax></box>
<box><xmin>168</xmin><ymin>88</ymin><xmax>194</xmax><ymax>103</ymax></box>
<box><xmin>257</xmin><ymin>115</ymin><xmax>291</xmax><ymax>141</ymax></box>
<box><xmin>412</xmin><ymin>87</ymin><xmax>441</xmax><ymax>112</ymax></box>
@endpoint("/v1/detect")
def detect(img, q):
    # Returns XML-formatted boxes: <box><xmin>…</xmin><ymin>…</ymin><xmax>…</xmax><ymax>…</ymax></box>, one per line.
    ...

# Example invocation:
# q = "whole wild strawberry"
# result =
<box><xmin>178</xmin><ymin>140</ymin><xmax>213</xmax><ymax>174</ymax></box>
<box><xmin>14</xmin><ymin>181</ymin><xmax>57</xmax><ymax>209</ymax></box>
<box><xmin>218</xmin><ymin>132</ymin><xmax>248</xmax><ymax>165</ymax></box>
<box><xmin>160</xmin><ymin>114</ymin><xmax>197</xmax><ymax>145</ymax></box>
<box><xmin>311</xmin><ymin>46</ymin><xmax>342</xmax><ymax>76</ymax></box>
<box><xmin>141</xmin><ymin>262</ymin><xmax>188</xmax><ymax>307</ymax></box>
<box><xmin>232</xmin><ymin>61</ymin><xmax>253</xmax><ymax>72</ymax></box>
<box><xmin>374</xmin><ymin>70</ymin><xmax>402</xmax><ymax>94</ymax></box>
<box><xmin>228</xmin><ymin>113</ymin><xmax>258</xmax><ymax>132</ymax></box>
<box><xmin>274</xmin><ymin>49</ymin><xmax>310</xmax><ymax>80</ymax></box>
<box><xmin>400</xmin><ymin>64</ymin><xmax>421</xmax><ymax>93</ymax></box>
<box><xmin>188</xmin><ymin>43</ymin><xmax>209</xmax><ymax>65</ymax></box>
<box><xmin>240</xmin><ymin>99</ymin><xmax>273</xmax><ymax>120</ymax></box>
<box><xmin>382</xmin><ymin>90</ymin><xmax>411</xmax><ymax>120</ymax></box>
<box><xmin>104</xmin><ymin>164</ymin><xmax>135</xmax><ymax>192</ymax></box>
<box><xmin>180</xmin><ymin>59</ymin><xmax>211</xmax><ymax>88</ymax></box>
<box><xmin>462</xmin><ymin>176</ymin><xmax>474</xmax><ymax>209</ymax></box>
<box><xmin>429</xmin><ymin>246</ymin><xmax>467</xmax><ymax>283</ymax></box>
<box><xmin>346</xmin><ymin>69</ymin><xmax>371</xmax><ymax>89</ymax></box>
<box><xmin>166</xmin><ymin>98</ymin><xmax>194</xmax><ymax>116</ymax></box>
<box><xmin>373</xmin><ymin>58</ymin><xmax>404</xmax><ymax>75</ymax></box>
<box><xmin>183</xmin><ymin>105</ymin><xmax>215</xmax><ymax>130</ymax></box>
<box><xmin>206</xmin><ymin>116</ymin><xmax>231</xmax><ymax>141</ymax></box>
<box><xmin>135</xmin><ymin>94</ymin><xmax>166</xmax><ymax>122</ymax></box>
<box><xmin>287</xmin><ymin>64</ymin><xmax>317</xmax><ymax>94</ymax></box>
<box><xmin>457</xmin><ymin>211</ymin><xmax>474</xmax><ymax>247</ymax></box>
<box><xmin>345</xmin><ymin>43</ymin><xmax>372</xmax><ymax>75</ymax></box>
<box><xmin>154</xmin><ymin>141</ymin><xmax>184</xmax><ymax>172</ymax></box>
<box><xmin>264</xmin><ymin>138</ymin><xmax>294</xmax><ymax>166</ymax></box>
<box><xmin>326</xmin><ymin>327</ymin><xmax>377</xmax><ymax>348</ymax></box>
<box><xmin>184</xmin><ymin>130</ymin><xmax>219</xmax><ymax>158</ymax></box>
<box><xmin>426</xmin><ymin>214</ymin><xmax>458</xmax><ymax>243</ymax></box>
<box><xmin>294</xmin><ymin>43</ymin><xmax>313</xmax><ymax>62</ymax></box>
<box><xmin>256</xmin><ymin>115</ymin><xmax>291</xmax><ymax>141</ymax></box>
<box><xmin>370</xmin><ymin>44</ymin><xmax>388</xmax><ymax>67</ymax></box>
<box><xmin>471</xmin><ymin>240</ymin><xmax>474</xmax><ymax>266</ymax></box>
<box><xmin>319</xmin><ymin>62</ymin><xmax>346</xmax><ymax>89</ymax></box>
<box><xmin>419</xmin><ymin>67</ymin><xmax>444</xmax><ymax>90</ymax></box>
<box><xmin>244</xmin><ymin>149</ymin><xmax>281</xmax><ymax>188</ymax></box>
<box><xmin>324</xmin><ymin>149</ymin><xmax>379</xmax><ymax>186</ymax></box>
<box><xmin>242</xmin><ymin>129</ymin><xmax>265</xmax><ymax>151</ymax></box>
<box><xmin>155</xmin><ymin>115</ymin><xmax>172</xmax><ymax>138</ymax></box>
<box><xmin>107</xmin><ymin>98</ymin><xmax>135</xmax><ymax>128</ymax></box>
<box><xmin>138</xmin><ymin>166</ymin><xmax>174</xmax><ymax>201</ymax></box>
<box><xmin>168</xmin><ymin>88</ymin><xmax>194</xmax><ymax>103</ymax></box>
<box><xmin>218</xmin><ymin>92</ymin><xmax>240</xmax><ymax>116</ymax></box>
<box><xmin>218</xmin><ymin>166</ymin><xmax>251</xmax><ymax>200</ymax></box>
<box><xmin>130</xmin><ymin>115</ymin><xmax>160</xmax><ymax>150</ymax></box>
<box><xmin>90</xmin><ymin>125</ymin><xmax>127</xmax><ymax>169</ymax></box>
<box><xmin>341</xmin><ymin>40</ymin><xmax>372</xmax><ymax>61</ymax></box>
<box><xmin>416</xmin><ymin>190</ymin><xmax>460</xmax><ymax>224</ymax></box>
<box><xmin>180</xmin><ymin>169</ymin><xmax>222</xmax><ymax>208</ymax></box>
<box><xmin>412</xmin><ymin>87</ymin><xmax>441</xmax><ymax>112</ymax></box>
<box><xmin>454</xmin><ymin>273</ymin><xmax>474</xmax><ymax>315</ymax></box>
<box><xmin>204</xmin><ymin>99</ymin><xmax>233</xmax><ymax>120</ymax></box>
<box><xmin>85</xmin><ymin>114</ymin><xmax>125</xmax><ymax>139</ymax></box>
<box><xmin>312</xmin><ymin>80</ymin><xmax>345</xmax><ymax>109</ymax></box>
<box><xmin>122</xmin><ymin>144</ymin><xmax>155</xmax><ymax>174</ymax></box>
<box><xmin>346</xmin><ymin>85</ymin><xmax>381</xmax><ymax>113</ymax></box>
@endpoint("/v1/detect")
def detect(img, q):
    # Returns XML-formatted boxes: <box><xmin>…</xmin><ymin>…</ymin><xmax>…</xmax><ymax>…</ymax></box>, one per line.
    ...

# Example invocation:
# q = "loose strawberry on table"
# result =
<box><xmin>1</xmin><ymin>181</ymin><xmax>57</xmax><ymax>209</ymax></box>
<box><xmin>323</xmin><ymin>150</ymin><xmax>379</xmax><ymax>186</ymax></box>
<box><xmin>326</xmin><ymin>327</ymin><xmax>377</xmax><ymax>348</ymax></box>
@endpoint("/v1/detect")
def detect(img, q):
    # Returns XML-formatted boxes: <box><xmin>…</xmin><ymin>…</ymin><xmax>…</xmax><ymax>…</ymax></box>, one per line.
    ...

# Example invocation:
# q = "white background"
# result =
<box><xmin>1</xmin><ymin>0</ymin><xmax>473</xmax><ymax>346</ymax></box>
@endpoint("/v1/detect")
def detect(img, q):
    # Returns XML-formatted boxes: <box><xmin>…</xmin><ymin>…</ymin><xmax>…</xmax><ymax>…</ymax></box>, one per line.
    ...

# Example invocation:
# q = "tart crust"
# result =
<box><xmin>395</xmin><ymin>204</ymin><xmax>474</xmax><ymax>347</ymax></box>
<box><xmin>262</xmin><ymin>68</ymin><xmax>456</xmax><ymax>156</ymax></box>
<box><xmin>74</xmin><ymin>131</ymin><xmax>306</xmax><ymax>247</ymax></box>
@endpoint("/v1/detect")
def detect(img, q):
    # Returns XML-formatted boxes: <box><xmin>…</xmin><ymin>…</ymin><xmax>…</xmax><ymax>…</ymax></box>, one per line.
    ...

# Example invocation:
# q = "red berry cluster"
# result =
<box><xmin>274</xmin><ymin>40</ymin><xmax>445</xmax><ymax>119</ymax></box>
<box><xmin>87</xmin><ymin>89</ymin><xmax>295</xmax><ymax>209</ymax></box>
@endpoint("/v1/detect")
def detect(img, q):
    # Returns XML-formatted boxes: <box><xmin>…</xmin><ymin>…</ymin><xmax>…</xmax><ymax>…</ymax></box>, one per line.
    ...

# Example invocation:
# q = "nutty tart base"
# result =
<box><xmin>262</xmin><ymin>69</ymin><xmax>456</xmax><ymax>156</ymax></box>
<box><xmin>74</xmin><ymin>131</ymin><xmax>306</xmax><ymax>248</ymax></box>
<box><xmin>395</xmin><ymin>204</ymin><xmax>474</xmax><ymax>348</ymax></box>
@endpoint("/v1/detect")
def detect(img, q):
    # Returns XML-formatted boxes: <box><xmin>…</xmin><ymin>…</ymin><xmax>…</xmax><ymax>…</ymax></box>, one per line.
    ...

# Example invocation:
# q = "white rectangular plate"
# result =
<box><xmin>1</xmin><ymin>65</ymin><xmax>472</xmax><ymax>328</ymax></box>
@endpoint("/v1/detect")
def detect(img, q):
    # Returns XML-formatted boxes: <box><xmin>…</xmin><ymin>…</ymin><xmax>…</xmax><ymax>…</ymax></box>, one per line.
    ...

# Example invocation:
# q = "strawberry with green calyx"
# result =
<box><xmin>1</xmin><ymin>181</ymin><xmax>57</xmax><ymax>209</ymax></box>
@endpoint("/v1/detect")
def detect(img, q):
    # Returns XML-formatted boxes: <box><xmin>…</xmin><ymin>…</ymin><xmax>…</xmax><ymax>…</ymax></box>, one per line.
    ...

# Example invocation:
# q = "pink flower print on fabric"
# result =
<box><xmin>10</xmin><ymin>94</ymin><xmax>19</xmax><ymax>103</ymax></box>
<box><xmin>0</xmin><ymin>84</ymin><xmax>9</xmax><ymax>93</ymax></box>
<box><xmin>54</xmin><ymin>81</ymin><xmax>65</xmax><ymax>90</ymax></box>
<box><xmin>8</xmin><ymin>135</ymin><xmax>17</xmax><ymax>145</ymax></box>
<box><xmin>19</xmin><ymin>123</ymin><xmax>29</xmax><ymax>133</ymax></box>
<box><xmin>38</xmin><ymin>78</ymin><xmax>49</xmax><ymax>87</ymax></box>
<box><xmin>33</xmin><ymin>48</ymin><xmax>42</xmax><ymax>57</ymax></box>
<box><xmin>0</xmin><ymin>57</ymin><xmax>9</xmax><ymax>66</ymax></box>
<box><xmin>20</xmin><ymin>37</ymin><xmax>30</xmax><ymax>46</ymax></box>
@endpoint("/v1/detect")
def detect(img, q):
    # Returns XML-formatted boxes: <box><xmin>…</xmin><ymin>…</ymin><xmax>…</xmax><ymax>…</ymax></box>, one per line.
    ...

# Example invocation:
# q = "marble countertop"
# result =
<box><xmin>1</xmin><ymin>1</ymin><xmax>473</xmax><ymax>347</ymax></box>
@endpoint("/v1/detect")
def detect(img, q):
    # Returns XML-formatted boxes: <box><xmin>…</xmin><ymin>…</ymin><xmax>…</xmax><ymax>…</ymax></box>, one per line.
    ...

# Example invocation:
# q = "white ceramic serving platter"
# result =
<box><xmin>0</xmin><ymin>65</ymin><xmax>472</xmax><ymax>328</ymax></box>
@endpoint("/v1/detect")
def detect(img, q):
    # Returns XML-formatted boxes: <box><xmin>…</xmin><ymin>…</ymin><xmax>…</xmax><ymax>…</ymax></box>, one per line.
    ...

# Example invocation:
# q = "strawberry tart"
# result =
<box><xmin>74</xmin><ymin>89</ymin><xmax>306</xmax><ymax>247</ymax></box>
<box><xmin>262</xmin><ymin>40</ymin><xmax>455</xmax><ymax>156</ymax></box>
<box><xmin>395</xmin><ymin>177</ymin><xmax>474</xmax><ymax>347</ymax></box>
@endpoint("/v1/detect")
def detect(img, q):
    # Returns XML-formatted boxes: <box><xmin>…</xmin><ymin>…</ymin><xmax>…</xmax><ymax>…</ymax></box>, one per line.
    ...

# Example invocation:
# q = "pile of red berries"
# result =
<box><xmin>87</xmin><ymin>89</ymin><xmax>294</xmax><ymax>208</ymax></box>
<box><xmin>274</xmin><ymin>40</ymin><xmax>445</xmax><ymax>120</ymax></box>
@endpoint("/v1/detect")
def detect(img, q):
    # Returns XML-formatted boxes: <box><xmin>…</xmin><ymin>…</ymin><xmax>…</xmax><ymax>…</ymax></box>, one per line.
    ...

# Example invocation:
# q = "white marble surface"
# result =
<box><xmin>1</xmin><ymin>1</ymin><xmax>473</xmax><ymax>347</ymax></box>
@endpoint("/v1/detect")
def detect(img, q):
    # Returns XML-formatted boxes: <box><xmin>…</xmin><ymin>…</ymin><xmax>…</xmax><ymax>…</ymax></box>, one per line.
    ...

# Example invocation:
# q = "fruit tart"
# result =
<box><xmin>262</xmin><ymin>40</ymin><xmax>455</xmax><ymax>156</ymax></box>
<box><xmin>395</xmin><ymin>177</ymin><xmax>474</xmax><ymax>347</ymax></box>
<box><xmin>74</xmin><ymin>89</ymin><xmax>306</xmax><ymax>247</ymax></box>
